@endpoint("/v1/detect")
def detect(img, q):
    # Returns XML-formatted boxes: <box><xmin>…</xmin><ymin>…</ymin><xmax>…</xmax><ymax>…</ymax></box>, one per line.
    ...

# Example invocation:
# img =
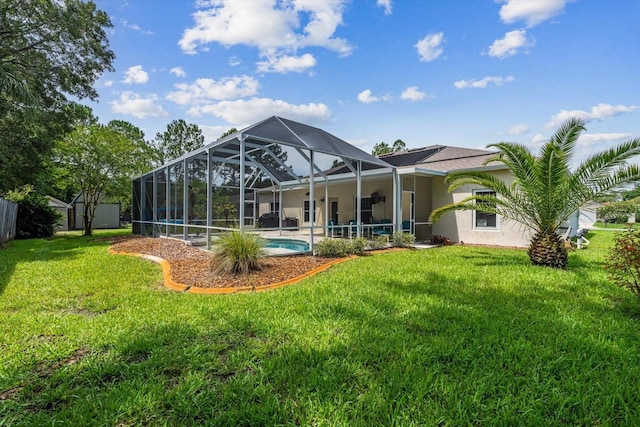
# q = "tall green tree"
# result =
<box><xmin>430</xmin><ymin>118</ymin><xmax>640</xmax><ymax>268</ymax></box>
<box><xmin>106</xmin><ymin>120</ymin><xmax>159</xmax><ymax>212</ymax></box>
<box><xmin>0</xmin><ymin>0</ymin><xmax>114</xmax><ymax>194</ymax></box>
<box><xmin>0</xmin><ymin>0</ymin><xmax>114</xmax><ymax>111</ymax></box>
<box><xmin>155</xmin><ymin>119</ymin><xmax>205</xmax><ymax>163</ymax></box>
<box><xmin>56</xmin><ymin>123</ymin><xmax>152</xmax><ymax>235</ymax></box>
<box><xmin>372</xmin><ymin>139</ymin><xmax>406</xmax><ymax>156</ymax></box>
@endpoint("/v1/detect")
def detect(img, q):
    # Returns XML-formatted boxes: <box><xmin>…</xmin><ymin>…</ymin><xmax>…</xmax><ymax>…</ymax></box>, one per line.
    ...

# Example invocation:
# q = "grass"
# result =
<box><xmin>1</xmin><ymin>230</ymin><xmax>639</xmax><ymax>425</ymax></box>
<box><xmin>594</xmin><ymin>221</ymin><xmax>640</xmax><ymax>229</ymax></box>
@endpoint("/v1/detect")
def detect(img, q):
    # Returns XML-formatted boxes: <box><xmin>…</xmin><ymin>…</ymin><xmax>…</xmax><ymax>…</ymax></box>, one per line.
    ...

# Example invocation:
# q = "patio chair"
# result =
<box><xmin>372</xmin><ymin>219</ymin><xmax>392</xmax><ymax>237</ymax></box>
<box><xmin>328</xmin><ymin>220</ymin><xmax>341</xmax><ymax>237</ymax></box>
<box><xmin>402</xmin><ymin>220</ymin><xmax>411</xmax><ymax>233</ymax></box>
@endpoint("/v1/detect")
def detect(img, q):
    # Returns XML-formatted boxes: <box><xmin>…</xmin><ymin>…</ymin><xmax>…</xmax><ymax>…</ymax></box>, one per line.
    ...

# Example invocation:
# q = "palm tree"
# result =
<box><xmin>430</xmin><ymin>118</ymin><xmax>640</xmax><ymax>268</ymax></box>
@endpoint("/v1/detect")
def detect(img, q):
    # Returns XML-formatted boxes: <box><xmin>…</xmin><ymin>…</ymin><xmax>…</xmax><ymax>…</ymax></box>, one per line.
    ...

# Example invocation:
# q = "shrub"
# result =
<box><xmin>4</xmin><ymin>185</ymin><xmax>59</xmax><ymax>239</ymax></box>
<box><xmin>430</xmin><ymin>234</ymin><xmax>452</xmax><ymax>245</ymax></box>
<box><xmin>315</xmin><ymin>238</ymin><xmax>351</xmax><ymax>258</ymax></box>
<box><xmin>605</xmin><ymin>227</ymin><xmax>640</xmax><ymax>297</ymax></box>
<box><xmin>211</xmin><ymin>231</ymin><xmax>266</xmax><ymax>275</ymax></box>
<box><xmin>350</xmin><ymin>237</ymin><xmax>368</xmax><ymax>255</ymax></box>
<box><xmin>598</xmin><ymin>200</ymin><xmax>640</xmax><ymax>224</ymax></box>
<box><xmin>392</xmin><ymin>232</ymin><xmax>415</xmax><ymax>248</ymax></box>
<box><xmin>368</xmin><ymin>235</ymin><xmax>390</xmax><ymax>251</ymax></box>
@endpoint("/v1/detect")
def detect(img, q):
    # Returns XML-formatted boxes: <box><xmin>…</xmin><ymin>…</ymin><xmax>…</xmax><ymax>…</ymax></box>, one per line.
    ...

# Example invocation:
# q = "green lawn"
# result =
<box><xmin>1</xmin><ymin>230</ymin><xmax>639</xmax><ymax>425</ymax></box>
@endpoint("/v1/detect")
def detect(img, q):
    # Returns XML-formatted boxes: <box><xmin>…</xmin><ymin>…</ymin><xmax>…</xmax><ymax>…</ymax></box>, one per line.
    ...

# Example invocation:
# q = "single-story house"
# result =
<box><xmin>131</xmin><ymin>116</ymin><xmax>531</xmax><ymax>249</ymax></box>
<box><xmin>47</xmin><ymin>196</ymin><xmax>73</xmax><ymax>231</ymax></box>
<box><xmin>72</xmin><ymin>193</ymin><xmax>121</xmax><ymax>230</ymax></box>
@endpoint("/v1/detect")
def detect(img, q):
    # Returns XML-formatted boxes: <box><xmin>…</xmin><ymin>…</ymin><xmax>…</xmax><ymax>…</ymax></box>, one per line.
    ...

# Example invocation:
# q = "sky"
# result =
<box><xmin>86</xmin><ymin>0</ymin><xmax>640</xmax><ymax>162</ymax></box>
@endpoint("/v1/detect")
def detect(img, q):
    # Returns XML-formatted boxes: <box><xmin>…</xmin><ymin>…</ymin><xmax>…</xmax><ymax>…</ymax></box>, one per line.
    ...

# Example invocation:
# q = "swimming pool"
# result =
<box><xmin>264</xmin><ymin>238</ymin><xmax>310</xmax><ymax>253</ymax></box>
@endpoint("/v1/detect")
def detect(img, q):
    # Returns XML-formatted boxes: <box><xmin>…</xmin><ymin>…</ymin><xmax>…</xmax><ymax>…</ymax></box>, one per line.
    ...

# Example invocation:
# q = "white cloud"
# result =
<box><xmin>545</xmin><ymin>103</ymin><xmax>639</xmax><ymax>128</ymax></box>
<box><xmin>170</xmin><ymin>67</ymin><xmax>186</xmax><ymax>78</ymax></box>
<box><xmin>357</xmin><ymin>89</ymin><xmax>393</xmax><ymax>104</ymax></box>
<box><xmin>498</xmin><ymin>0</ymin><xmax>570</xmax><ymax>27</ymax></box>
<box><xmin>187</xmin><ymin>97</ymin><xmax>331</xmax><ymax>125</ymax></box>
<box><xmin>377</xmin><ymin>0</ymin><xmax>392</xmax><ymax>15</ymax></box>
<box><xmin>166</xmin><ymin>75</ymin><xmax>259</xmax><ymax>105</ymax></box>
<box><xmin>415</xmin><ymin>32</ymin><xmax>444</xmax><ymax>62</ymax></box>
<box><xmin>508</xmin><ymin>124</ymin><xmax>529</xmax><ymax>135</ymax></box>
<box><xmin>200</xmin><ymin>124</ymin><xmax>237</xmax><ymax>142</ymax></box>
<box><xmin>454</xmin><ymin>75</ymin><xmax>515</xmax><ymax>89</ymax></box>
<box><xmin>257</xmin><ymin>53</ymin><xmax>317</xmax><ymax>73</ymax></box>
<box><xmin>110</xmin><ymin>92</ymin><xmax>168</xmax><ymax>119</ymax></box>
<box><xmin>488</xmin><ymin>30</ymin><xmax>535</xmax><ymax>58</ymax></box>
<box><xmin>178</xmin><ymin>0</ymin><xmax>352</xmax><ymax>73</ymax></box>
<box><xmin>577</xmin><ymin>133</ymin><xmax>632</xmax><ymax>147</ymax></box>
<box><xmin>229</xmin><ymin>56</ymin><xmax>241</xmax><ymax>66</ymax></box>
<box><xmin>401</xmin><ymin>86</ymin><xmax>429</xmax><ymax>101</ymax></box>
<box><xmin>531</xmin><ymin>134</ymin><xmax>547</xmax><ymax>144</ymax></box>
<box><xmin>120</xmin><ymin>18</ymin><xmax>154</xmax><ymax>35</ymax></box>
<box><xmin>122</xmin><ymin>65</ymin><xmax>149</xmax><ymax>84</ymax></box>
<box><xmin>103</xmin><ymin>80</ymin><xmax>114</xmax><ymax>87</ymax></box>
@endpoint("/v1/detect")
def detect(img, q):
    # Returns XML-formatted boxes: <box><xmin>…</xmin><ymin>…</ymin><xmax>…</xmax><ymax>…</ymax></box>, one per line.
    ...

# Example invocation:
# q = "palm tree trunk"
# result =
<box><xmin>527</xmin><ymin>230</ymin><xmax>568</xmax><ymax>269</ymax></box>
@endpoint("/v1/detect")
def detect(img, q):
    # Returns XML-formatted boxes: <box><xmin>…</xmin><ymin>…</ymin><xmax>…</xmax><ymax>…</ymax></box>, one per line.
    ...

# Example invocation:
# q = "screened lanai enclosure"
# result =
<box><xmin>132</xmin><ymin>116</ymin><xmax>401</xmax><ymax>252</ymax></box>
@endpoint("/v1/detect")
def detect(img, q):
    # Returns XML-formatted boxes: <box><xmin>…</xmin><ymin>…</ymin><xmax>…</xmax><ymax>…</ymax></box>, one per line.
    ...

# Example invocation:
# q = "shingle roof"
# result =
<box><xmin>378</xmin><ymin>145</ymin><xmax>503</xmax><ymax>173</ymax></box>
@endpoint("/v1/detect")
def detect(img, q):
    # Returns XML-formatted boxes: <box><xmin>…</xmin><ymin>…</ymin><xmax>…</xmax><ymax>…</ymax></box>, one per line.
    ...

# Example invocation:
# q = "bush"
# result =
<box><xmin>350</xmin><ymin>237</ymin><xmax>368</xmax><ymax>255</ymax></box>
<box><xmin>211</xmin><ymin>231</ymin><xmax>266</xmax><ymax>275</ymax></box>
<box><xmin>368</xmin><ymin>235</ymin><xmax>390</xmax><ymax>251</ymax></box>
<box><xmin>605</xmin><ymin>227</ymin><xmax>640</xmax><ymax>297</ymax></box>
<box><xmin>4</xmin><ymin>185</ymin><xmax>59</xmax><ymax>239</ymax></box>
<box><xmin>315</xmin><ymin>238</ymin><xmax>351</xmax><ymax>258</ymax></box>
<box><xmin>430</xmin><ymin>234</ymin><xmax>452</xmax><ymax>245</ymax></box>
<box><xmin>392</xmin><ymin>232</ymin><xmax>415</xmax><ymax>248</ymax></box>
<box><xmin>598</xmin><ymin>200</ymin><xmax>640</xmax><ymax>224</ymax></box>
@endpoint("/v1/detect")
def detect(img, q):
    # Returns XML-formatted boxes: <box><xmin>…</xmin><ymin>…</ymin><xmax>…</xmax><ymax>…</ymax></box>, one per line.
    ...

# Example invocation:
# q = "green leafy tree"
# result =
<box><xmin>372</xmin><ymin>139</ymin><xmax>406</xmax><ymax>156</ymax></box>
<box><xmin>155</xmin><ymin>119</ymin><xmax>205</xmax><ymax>163</ymax></box>
<box><xmin>4</xmin><ymin>185</ymin><xmax>59</xmax><ymax>239</ymax></box>
<box><xmin>106</xmin><ymin>120</ymin><xmax>159</xmax><ymax>212</ymax></box>
<box><xmin>622</xmin><ymin>186</ymin><xmax>640</xmax><ymax>201</ymax></box>
<box><xmin>430</xmin><ymin>118</ymin><xmax>640</xmax><ymax>268</ymax></box>
<box><xmin>372</xmin><ymin>141</ymin><xmax>391</xmax><ymax>156</ymax></box>
<box><xmin>56</xmin><ymin>123</ymin><xmax>153</xmax><ymax>235</ymax></box>
<box><xmin>0</xmin><ymin>0</ymin><xmax>113</xmax><ymax>194</ymax></box>
<box><xmin>0</xmin><ymin>0</ymin><xmax>114</xmax><ymax>111</ymax></box>
<box><xmin>392</xmin><ymin>139</ymin><xmax>406</xmax><ymax>152</ymax></box>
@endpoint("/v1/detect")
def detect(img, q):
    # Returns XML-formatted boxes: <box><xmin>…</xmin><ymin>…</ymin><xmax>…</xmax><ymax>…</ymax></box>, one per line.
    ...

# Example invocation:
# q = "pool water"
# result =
<box><xmin>264</xmin><ymin>239</ymin><xmax>310</xmax><ymax>253</ymax></box>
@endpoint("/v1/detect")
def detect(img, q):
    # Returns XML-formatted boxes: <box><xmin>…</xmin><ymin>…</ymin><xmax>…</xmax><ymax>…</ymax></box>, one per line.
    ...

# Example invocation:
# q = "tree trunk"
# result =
<box><xmin>83</xmin><ymin>202</ymin><xmax>92</xmax><ymax>236</ymax></box>
<box><xmin>527</xmin><ymin>230</ymin><xmax>568</xmax><ymax>269</ymax></box>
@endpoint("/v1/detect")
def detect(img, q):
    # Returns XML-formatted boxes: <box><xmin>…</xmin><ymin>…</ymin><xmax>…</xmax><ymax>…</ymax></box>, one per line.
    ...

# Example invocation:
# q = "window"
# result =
<box><xmin>304</xmin><ymin>200</ymin><xmax>316</xmax><ymax>222</ymax></box>
<box><xmin>354</xmin><ymin>197</ymin><xmax>373</xmax><ymax>223</ymax></box>
<box><xmin>270</xmin><ymin>201</ymin><xmax>280</xmax><ymax>214</ymax></box>
<box><xmin>474</xmin><ymin>190</ymin><xmax>497</xmax><ymax>229</ymax></box>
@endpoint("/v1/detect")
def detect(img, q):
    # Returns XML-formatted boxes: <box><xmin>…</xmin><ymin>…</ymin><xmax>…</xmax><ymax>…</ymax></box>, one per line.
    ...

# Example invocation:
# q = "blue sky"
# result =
<box><xmin>87</xmin><ymin>0</ymin><xmax>639</xmax><ymax>161</ymax></box>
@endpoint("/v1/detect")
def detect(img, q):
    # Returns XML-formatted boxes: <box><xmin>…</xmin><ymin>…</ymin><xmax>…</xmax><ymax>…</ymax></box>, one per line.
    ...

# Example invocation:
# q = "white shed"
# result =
<box><xmin>47</xmin><ymin>196</ymin><xmax>73</xmax><ymax>231</ymax></box>
<box><xmin>72</xmin><ymin>194</ymin><xmax>121</xmax><ymax>230</ymax></box>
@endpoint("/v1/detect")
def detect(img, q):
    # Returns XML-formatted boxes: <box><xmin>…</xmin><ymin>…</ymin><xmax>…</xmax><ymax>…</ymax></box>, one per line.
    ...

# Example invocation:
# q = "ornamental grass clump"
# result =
<box><xmin>605</xmin><ymin>227</ymin><xmax>640</xmax><ymax>297</ymax></box>
<box><xmin>212</xmin><ymin>230</ymin><xmax>266</xmax><ymax>275</ymax></box>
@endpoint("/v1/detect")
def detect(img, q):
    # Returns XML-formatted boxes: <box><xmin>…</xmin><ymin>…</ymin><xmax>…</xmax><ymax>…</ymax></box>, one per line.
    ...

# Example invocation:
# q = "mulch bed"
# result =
<box><xmin>110</xmin><ymin>237</ymin><xmax>342</xmax><ymax>289</ymax></box>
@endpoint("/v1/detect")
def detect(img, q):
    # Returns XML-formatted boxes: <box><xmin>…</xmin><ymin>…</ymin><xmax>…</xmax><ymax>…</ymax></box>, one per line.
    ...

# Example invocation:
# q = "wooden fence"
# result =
<box><xmin>0</xmin><ymin>197</ymin><xmax>18</xmax><ymax>245</ymax></box>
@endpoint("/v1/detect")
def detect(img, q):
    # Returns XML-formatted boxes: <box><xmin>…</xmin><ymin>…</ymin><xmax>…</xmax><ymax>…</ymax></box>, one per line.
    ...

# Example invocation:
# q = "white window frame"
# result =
<box><xmin>473</xmin><ymin>189</ymin><xmax>499</xmax><ymax>230</ymax></box>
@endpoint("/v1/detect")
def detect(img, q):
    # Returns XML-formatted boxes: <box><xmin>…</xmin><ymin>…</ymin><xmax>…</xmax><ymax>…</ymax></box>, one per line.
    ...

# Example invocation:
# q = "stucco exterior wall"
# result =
<box><xmin>431</xmin><ymin>170</ymin><xmax>532</xmax><ymax>247</ymax></box>
<box><xmin>258</xmin><ymin>176</ymin><xmax>395</xmax><ymax>228</ymax></box>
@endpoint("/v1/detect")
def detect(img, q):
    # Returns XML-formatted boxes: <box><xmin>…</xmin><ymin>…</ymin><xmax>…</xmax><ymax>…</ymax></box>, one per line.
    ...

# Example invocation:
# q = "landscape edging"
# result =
<box><xmin>108</xmin><ymin>248</ymin><xmax>357</xmax><ymax>294</ymax></box>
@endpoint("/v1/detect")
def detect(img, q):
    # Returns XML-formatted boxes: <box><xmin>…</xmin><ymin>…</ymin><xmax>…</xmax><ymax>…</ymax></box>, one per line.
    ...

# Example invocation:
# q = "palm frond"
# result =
<box><xmin>572</xmin><ymin>138</ymin><xmax>640</xmax><ymax>190</ymax></box>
